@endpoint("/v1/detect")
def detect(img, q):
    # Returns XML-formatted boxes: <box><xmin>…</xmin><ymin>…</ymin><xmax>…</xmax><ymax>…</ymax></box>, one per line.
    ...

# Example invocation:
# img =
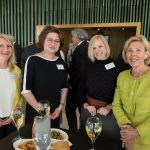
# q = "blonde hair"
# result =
<box><xmin>0</xmin><ymin>34</ymin><xmax>16</xmax><ymax>70</ymax></box>
<box><xmin>88</xmin><ymin>34</ymin><xmax>110</xmax><ymax>62</ymax></box>
<box><xmin>122</xmin><ymin>35</ymin><xmax>150</xmax><ymax>65</ymax></box>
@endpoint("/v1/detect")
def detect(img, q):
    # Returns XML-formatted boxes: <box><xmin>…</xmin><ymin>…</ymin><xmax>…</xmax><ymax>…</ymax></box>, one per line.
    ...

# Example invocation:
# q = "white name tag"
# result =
<box><xmin>9</xmin><ymin>73</ymin><xmax>18</xmax><ymax>79</ymax></box>
<box><xmin>105</xmin><ymin>62</ymin><xmax>115</xmax><ymax>70</ymax></box>
<box><xmin>56</xmin><ymin>64</ymin><xmax>64</xmax><ymax>70</ymax></box>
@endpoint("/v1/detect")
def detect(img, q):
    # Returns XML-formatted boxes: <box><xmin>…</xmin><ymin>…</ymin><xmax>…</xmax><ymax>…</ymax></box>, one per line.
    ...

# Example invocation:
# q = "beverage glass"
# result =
<box><xmin>38</xmin><ymin>100</ymin><xmax>50</xmax><ymax>116</ymax></box>
<box><xmin>86</xmin><ymin>116</ymin><xmax>102</xmax><ymax>150</ymax></box>
<box><xmin>10</xmin><ymin>107</ymin><xmax>24</xmax><ymax>143</ymax></box>
<box><xmin>32</xmin><ymin>116</ymin><xmax>51</xmax><ymax>150</ymax></box>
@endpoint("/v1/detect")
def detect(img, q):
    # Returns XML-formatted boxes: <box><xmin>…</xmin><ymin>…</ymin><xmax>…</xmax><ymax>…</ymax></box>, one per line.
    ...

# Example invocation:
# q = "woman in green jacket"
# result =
<box><xmin>0</xmin><ymin>34</ymin><xmax>22</xmax><ymax>139</ymax></box>
<box><xmin>112</xmin><ymin>35</ymin><xmax>150</xmax><ymax>150</ymax></box>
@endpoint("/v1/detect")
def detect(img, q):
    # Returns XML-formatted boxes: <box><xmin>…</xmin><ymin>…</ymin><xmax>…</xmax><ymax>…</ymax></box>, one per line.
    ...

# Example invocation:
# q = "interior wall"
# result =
<box><xmin>36</xmin><ymin>22</ymin><xmax>139</xmax><ymax>59</ymax></box>
<box><xmin>0</xmin><ymin>0</ymin><xmax>149</xmax><ymax>47</ymax></box>
<box><xmin>60</xmin><ymin>28</ymin><xmax>136</xmax><ymax>59</ymax></box>
<box><xmin>109</xmin><ymin>29</ymin><xmax>135</xmax><ymax>59</ymax></box>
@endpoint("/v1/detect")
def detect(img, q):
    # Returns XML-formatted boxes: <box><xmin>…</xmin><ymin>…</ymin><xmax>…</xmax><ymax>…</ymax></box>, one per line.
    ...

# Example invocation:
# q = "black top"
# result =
<box><xmin>116</xmin><ymin>51</ymin><xmax>131</xmax><ymax>72</ymax></box>
<box><xmin>14</xmin><ymin>43</ymin><xmax>24</xmax><ymax>68</ymax></box>
<box><xmin>23</xmin><ymin>55</ymin><xmax>68</xmax><ymax>111</ymax></box>
<box><xmin>21</xmin><ymin>44</ymin><xmax>40</xmax><ymax>72</ymax></box>
<box><xmin>68</xmin><ymin>40</ymin><xmax>91</xmax><ymax>89</ymax></box>
<box><xmin>21</xmin><ymin>44</ymin><xmax>65</xmax><ymax>74</ymax></box>
<box><xmin>79</xmin><ymin>57</ymin><xmax>120</xmax><ymax>104</ymax></box>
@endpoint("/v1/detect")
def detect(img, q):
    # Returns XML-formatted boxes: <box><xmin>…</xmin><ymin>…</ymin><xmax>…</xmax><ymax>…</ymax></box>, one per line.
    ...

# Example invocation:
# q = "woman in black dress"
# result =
<box><xmin>22</xmin><ymin>26</ymin><xmax>68</xmax><ymax>128</ymax></box>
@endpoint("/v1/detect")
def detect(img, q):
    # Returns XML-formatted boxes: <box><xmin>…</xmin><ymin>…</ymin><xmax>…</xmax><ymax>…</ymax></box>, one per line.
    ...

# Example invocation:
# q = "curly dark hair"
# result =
<box><xmin>37</xmin><ymin>25</ymin><xmax>64</xmax><ymax>51</ymax></box>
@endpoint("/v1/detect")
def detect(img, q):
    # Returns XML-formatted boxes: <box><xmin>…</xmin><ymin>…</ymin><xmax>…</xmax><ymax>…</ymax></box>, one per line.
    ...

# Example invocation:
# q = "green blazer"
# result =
<box><xmin>10</xmin><ymin>65</ymin><xmax>23</xmax><ymax>109</ymax></box>
<box><xmin>112</xmin><ymin>69</ymin><xmax>150</xmax><ymax>150</ymax></box>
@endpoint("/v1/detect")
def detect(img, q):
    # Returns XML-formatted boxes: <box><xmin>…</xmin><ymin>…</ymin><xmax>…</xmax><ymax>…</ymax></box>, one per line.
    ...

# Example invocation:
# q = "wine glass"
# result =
<box><xmin>86</xmin><ymin>116</ymin><xmax>102</xmax><ymax>150</ymax></box>
<box><xmin>32</xmin><ymin>116</ymin><xmax>51</xmax><ymax>150</ymax></box>
<box><xmin>38</xmin><ymin>100</ymin><xmax>50</xmax><ymax>116</ymax></box>
<box><xmin>10</xmin><ymin>107</ymin><xmax>24</xmax><ymax>143</ymax></box>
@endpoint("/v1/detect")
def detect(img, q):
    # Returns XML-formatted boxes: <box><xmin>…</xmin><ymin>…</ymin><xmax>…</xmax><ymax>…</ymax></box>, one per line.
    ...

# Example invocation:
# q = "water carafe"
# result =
<box><xmin>32</xmin><ymin>116</ymin><xmax>51</xmax><ymax>150</ymax></box>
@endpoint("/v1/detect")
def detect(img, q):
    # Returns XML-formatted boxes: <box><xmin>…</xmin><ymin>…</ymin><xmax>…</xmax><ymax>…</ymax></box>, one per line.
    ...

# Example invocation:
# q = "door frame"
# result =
<box><xmin>36</xmin><ymin>22</ymin><xmax>141</xmax><ymax>40</ymax></box>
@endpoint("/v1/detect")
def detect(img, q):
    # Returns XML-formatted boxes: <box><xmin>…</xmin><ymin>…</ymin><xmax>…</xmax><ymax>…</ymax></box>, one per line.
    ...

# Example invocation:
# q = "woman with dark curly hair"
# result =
<box><xmin>22</xmin><ymin>26</ymin><xmax>68</xmax><ymax>128</ymax></box>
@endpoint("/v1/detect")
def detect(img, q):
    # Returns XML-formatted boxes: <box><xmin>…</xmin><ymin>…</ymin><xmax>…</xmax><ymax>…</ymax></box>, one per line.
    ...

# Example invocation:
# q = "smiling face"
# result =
<box><xmin>92</xmin><ymin>38</ymin><xmax>107</xmax><ymax>60</ymax></box>
<box><xmin>0</xmin><ymin>37</ymin><xmax>13</xmax><ymax>63</ymax></box>
<box><xmin>43</xmin><ymin>32</ymin><xmax>60</xmax><ymax>55</ymax></box>
<box><xmin>125</xmin><ymin>41</ymin><xmax>148</xmax><ymax>68</ymax></box>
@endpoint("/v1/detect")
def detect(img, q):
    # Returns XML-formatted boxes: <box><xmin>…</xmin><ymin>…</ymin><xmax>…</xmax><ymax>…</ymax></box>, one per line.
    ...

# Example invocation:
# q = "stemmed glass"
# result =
<box><xmin>86</xmin><ymin>116</ymin><xmax>102</xmax><ymax>150</ymax></box>
<box><xmin>38</xmin><ymin>100</ymin><xmax>50</xmax><ymax>116</ymax></box>
<box><xmin>10</xmin><ymin>107</ymin><xmax>24</xmax><ymax>143</ymax></box>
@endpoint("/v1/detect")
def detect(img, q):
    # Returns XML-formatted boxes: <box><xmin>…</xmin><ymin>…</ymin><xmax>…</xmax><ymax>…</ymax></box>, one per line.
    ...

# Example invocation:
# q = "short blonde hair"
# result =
<box><xmin>88</xmin><ymin>35</ymin><xmax>110</xmax><ymax>62</ymax></box>
<box><xmin>0</xmin><ymin>34</ymin><xmax>16</xmax><ymax>70</ymax></box>
<box><xmin>122</xmin><ymin>35</ymin><xmax>150</xmax><ymax>65</ymax></box>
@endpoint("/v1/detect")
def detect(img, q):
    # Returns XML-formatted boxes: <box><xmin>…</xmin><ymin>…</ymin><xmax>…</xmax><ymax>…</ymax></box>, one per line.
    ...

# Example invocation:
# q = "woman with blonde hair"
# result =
<box><xmin>0</xmin><ymin>34</ymin><xmax>22</xmax><ymax>139</ymax></box>
<box><xmin>112</xmin><ymin>35</ymin><xmax>150</xmax><ymax>150</ymax></box>
<box><xmin>80</xmin><ymin>34</ymin><xmax>122</xmax><ymax>149</ymax></box>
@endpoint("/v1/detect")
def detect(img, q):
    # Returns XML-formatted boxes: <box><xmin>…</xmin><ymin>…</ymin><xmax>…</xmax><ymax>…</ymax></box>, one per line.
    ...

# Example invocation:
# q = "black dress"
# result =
<box><xmin>22</xmin><ymin>55</ymin><xmax>68</xmax><ymax>127</ymax></box>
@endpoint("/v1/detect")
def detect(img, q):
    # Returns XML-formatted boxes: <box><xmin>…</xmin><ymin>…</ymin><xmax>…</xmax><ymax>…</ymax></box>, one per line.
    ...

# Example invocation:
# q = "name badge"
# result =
<box><xmin>56</xmin><ymin>64</ymin><xmax>64</xmax><ymax>70</ymax></box>
<box><xmin>9</xmin><ymin>73</ymin><xmax>18</xmax><ymax>79</ymax></box>
<box><xmin>105</xmin><ymin>62</ymin><xmax>115</xmax><ymax>70</ymax></box>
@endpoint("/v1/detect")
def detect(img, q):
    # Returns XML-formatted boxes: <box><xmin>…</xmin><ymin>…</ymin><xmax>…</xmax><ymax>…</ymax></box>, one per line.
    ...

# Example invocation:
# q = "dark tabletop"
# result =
<box><xmin>0</xmin><ymin>123</ymin><xmax>120</xmax><ymax>150</ymax></box>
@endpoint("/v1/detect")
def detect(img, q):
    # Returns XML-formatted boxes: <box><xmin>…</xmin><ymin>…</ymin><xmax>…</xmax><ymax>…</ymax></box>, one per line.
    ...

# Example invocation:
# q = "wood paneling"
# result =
<box><xmin>36</xmin><ymin>22</ymin><xmax>140</xmax><ymax>59</ymax></box>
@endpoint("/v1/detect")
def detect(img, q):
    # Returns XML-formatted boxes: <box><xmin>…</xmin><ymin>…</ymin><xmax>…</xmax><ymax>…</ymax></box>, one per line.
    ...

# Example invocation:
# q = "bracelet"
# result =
<box><xmin>59</xmin><ymin>102</ymin><xmax>64</xmax><ymax>106</ymax></box>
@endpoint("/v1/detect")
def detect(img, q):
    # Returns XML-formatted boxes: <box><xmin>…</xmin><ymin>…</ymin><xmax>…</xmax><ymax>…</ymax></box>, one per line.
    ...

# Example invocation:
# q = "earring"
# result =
<box><xmin>145</xmin><ymin>56</ymin><xmax>147</xmax><ymax>59</ymax></box>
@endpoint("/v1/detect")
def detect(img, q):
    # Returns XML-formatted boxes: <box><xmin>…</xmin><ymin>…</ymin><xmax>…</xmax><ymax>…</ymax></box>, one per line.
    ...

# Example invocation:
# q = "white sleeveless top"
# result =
<box><xmin>0</xmin><ymin>68</ymin><xmax>15</xmax><ymax>117</ymax></box>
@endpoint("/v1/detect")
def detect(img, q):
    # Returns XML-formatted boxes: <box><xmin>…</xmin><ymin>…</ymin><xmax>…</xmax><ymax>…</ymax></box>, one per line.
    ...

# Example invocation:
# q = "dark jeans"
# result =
<box><xmin>80</xmin><ymin>109</ymin><xmax>123</xmax><ymax>150</ymax></box>
<box><xmin>0</xmin><ymin>123</ymin><xmax>16</xmax><ymax>140</ymax></box>
<box><xmin>65</xmin><ymin>89</ymin><xmax>81</xmax><ymax>131</ymax></box>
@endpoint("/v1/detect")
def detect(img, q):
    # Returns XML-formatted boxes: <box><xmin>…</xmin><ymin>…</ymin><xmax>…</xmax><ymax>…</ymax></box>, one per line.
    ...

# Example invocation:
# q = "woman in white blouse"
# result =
<box><xmin>0</xmin><ymin>34</ymin><xmax>22</xmax><ymax>139</ymax></box>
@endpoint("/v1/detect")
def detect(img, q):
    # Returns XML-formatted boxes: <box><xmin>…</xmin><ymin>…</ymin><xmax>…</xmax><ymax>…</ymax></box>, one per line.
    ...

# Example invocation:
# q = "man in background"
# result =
<box><xmin>66</xmin><ymin>28</ymin><xmax>91</xmax><ymax>131</ymax></box>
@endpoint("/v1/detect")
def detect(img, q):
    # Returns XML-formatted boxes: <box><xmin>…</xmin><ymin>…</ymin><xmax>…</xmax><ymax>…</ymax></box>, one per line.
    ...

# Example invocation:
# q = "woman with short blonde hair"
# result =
<box><xmin>80</xmin><ymin>34</ymin><xmax>121</xmax><ymax>149</ymax></box>
<box><xmin>113</xmin><ymin>35</ymin><xmax>150</xmax><ymax>150</ymax></box>
<box><xmin>88</xmin><ymin>35</ymin><xmax>110</xmax><ymax>62</ymax></box>
<box><xmin>122</xmin><ymin>35</ymin><xmax>150</xmax><ymax>65</ymax></box>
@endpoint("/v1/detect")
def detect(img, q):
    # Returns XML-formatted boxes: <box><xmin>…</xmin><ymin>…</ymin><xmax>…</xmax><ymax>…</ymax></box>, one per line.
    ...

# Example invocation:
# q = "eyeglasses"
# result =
<box><xmin>46</xmin><ymin>38</ymin><xmax>60</xmax><ymax>45</ymax></box>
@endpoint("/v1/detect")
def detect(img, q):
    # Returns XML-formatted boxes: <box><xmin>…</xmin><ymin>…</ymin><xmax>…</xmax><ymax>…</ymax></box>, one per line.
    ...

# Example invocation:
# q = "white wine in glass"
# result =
<box><xmin>38</xmin><ymin>100</ymin><xmax>50</xmax><ymax>116</ymax></box>
<box><xmin>86</xmin><ymin>116</ymin><xmax>102</xmax><ymax>150</ymax></box>
<box><xmin>11</xmin><ymin>107</ymin><xmax>24</xmax><ymax>143</ymax></box>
